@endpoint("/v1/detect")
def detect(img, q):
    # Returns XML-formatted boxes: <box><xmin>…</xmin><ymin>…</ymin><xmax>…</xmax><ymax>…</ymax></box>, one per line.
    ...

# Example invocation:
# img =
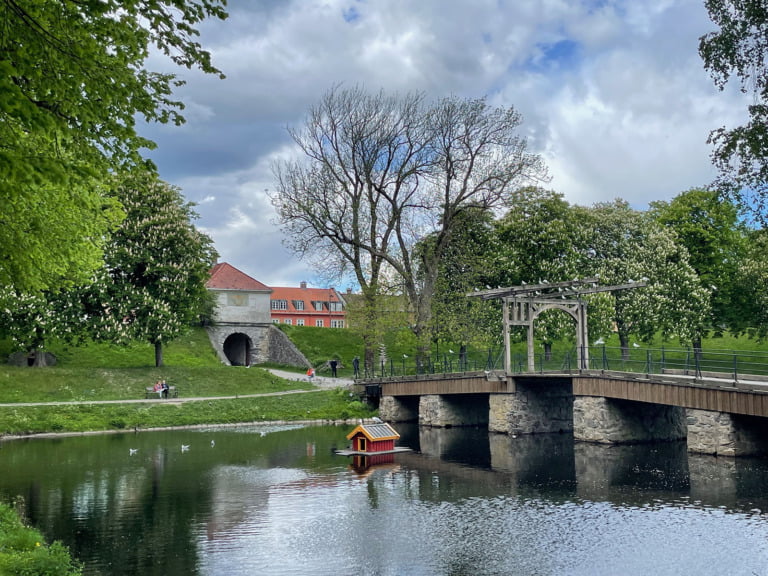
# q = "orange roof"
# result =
<box><xmin>270</xmin><ymin>285</ymin><xmax>344</xmax><ymax>313</ymax></box>
<box><xmin>207</xmin><ymin>262</ymin><xmax>271</xmax><ymax>292</ymax></box>
<box><xmin>346</xmin><ymin>423</ymin><xmax>400</xmax><ymax>442</ymax></box>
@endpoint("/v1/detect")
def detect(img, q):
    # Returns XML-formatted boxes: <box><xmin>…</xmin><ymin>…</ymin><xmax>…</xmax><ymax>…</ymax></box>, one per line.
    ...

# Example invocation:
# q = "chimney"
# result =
<box><xmin>300</xmin><ymin>281</ymin><xmax>307</xmax><ymax>289</ymax></box>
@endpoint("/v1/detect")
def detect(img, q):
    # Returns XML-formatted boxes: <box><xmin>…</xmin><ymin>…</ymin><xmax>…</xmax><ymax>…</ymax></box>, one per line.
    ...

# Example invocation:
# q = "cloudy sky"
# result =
<box><xmin>141</xmin><ymin>0</ymin><xmax>746</xmax><ymax>290</ymax></box>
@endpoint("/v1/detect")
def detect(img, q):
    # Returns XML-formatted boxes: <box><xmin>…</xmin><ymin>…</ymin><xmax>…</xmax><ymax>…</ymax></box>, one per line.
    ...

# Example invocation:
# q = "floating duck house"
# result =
<box><xmin>344</xmin><ymin>422</ymin><xmax>404</xmax><ymax>455</ymax></box>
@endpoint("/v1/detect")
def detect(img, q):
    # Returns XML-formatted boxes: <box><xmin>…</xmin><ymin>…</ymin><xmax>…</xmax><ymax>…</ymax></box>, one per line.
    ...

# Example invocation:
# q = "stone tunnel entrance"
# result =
<box><xmin>223</xmin><ymin>332</ymin><xmax>252</xmax><ymax>366</ymax></box>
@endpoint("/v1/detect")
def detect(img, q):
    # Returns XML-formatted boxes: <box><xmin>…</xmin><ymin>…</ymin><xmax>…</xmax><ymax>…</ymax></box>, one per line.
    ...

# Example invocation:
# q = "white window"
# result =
<box><xmin>272</xmin><ymin>319</ymin><xmax>280</xmax><ymax>324</ymax></box>
<box><xmin>293</xmin><ymin>300</ymin><xmax>305</xmax><ymax>311</ymax></box>
<box><xmin>328</xmin><ymin>301</ymin><xmax>343</xmax><ymax>312</ymax></box>
<box><xmin>271</xmin><ymin>299</ymin><xmax>288</xmax><ymax>310</ymax></box>
<box><xmin>297</xmin><ymin>319</ymin><xmax>305</xmax><ymax>326</ymax></box>
<box><xmin>331</xmin><ymin>320</ymin><xmax>344</xmax><ymax>328</ymax></box>
<box><xmin>283</xmin><ymin>318</ymin><xmax>292</xmax><ymax>325</ymax></box>
<box><xmin>315</xmin><ymin>319</ymin><xmax>324</xmax><ymax>327</ymax></box>
<box><xmin>313</xmin><ymin>301</ymin><xmax>324</xmax><ymax>311</ymax></box>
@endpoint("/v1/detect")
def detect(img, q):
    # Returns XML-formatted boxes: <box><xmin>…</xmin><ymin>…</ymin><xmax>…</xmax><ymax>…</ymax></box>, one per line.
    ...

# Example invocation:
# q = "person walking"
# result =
<box><xmin>329</xmin><ymin>359</ymin><xmax>338</xmax><ymax>377</ymax></box>
<box><xmin>352</xmin><ymin>356</ymin><xmax>360</xmax><ymax>378</ymax></box>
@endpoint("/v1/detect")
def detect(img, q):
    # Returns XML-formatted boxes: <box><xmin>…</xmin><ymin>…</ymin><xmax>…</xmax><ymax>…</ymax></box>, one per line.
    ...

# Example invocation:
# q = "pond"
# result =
<box><xmin>2</xmin><ymin>423</ymin><xmax>768</xmax><ymax>575</ymax></box>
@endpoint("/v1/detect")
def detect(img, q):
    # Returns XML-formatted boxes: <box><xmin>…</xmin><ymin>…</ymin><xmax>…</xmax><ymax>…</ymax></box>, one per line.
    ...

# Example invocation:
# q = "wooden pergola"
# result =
<box><xmin>469</xmin><ymin>278</ymin><xmax>646</xmax><ymax>373</ymax></box>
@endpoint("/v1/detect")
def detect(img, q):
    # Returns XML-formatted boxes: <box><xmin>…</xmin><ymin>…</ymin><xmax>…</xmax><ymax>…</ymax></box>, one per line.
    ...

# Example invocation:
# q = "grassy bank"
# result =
<box><xmin>0</xmin><ymin>328</ymin><xmax>375</xmax><ymax>436</ymax></box>
<box><xmin>0</xmin><ymin>502</ymin><xmax>81</xmax><ymax>575</ymax></box>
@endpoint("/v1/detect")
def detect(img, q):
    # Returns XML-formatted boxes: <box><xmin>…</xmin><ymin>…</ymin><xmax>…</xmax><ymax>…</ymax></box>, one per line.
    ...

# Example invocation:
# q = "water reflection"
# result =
<box><xmin>2</xmin><ymin>425</ymin><xmax>768</xmax><ymax>575</ymax></box>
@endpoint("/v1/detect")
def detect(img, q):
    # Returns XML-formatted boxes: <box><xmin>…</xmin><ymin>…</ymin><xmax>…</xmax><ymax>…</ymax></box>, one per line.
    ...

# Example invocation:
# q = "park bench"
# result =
<box><xmin>144</xmin><ymin>386</ymin><xmax>179</xmax><ymax>399</ymax></box>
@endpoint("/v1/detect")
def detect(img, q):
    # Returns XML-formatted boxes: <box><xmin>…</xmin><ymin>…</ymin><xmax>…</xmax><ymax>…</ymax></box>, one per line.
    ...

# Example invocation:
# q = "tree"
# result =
<box><xmin>582</xmin><ymin>200</ymin><xmax>710</xmax><ymax>358</ymax></box>
<box><xmin>272</xmin><ymin>86</ymin><xmax>547</xmax><ymax>362</ymax></box>
<box><xmin>490</xmin><ymin>188</ymin><xmax>614</xmax><ymax>356</ymax></box>
<box><xmin>428</xmin><ymin>207</ymin><xmax>501</xmax><ymax>366</ymax></box>
<box><xmin>649</xmin><ymin>188</ymin><xmax>749</xmax><ymax>336</ymax></box>
<box><xmin>736</xmin><ymin>229</ymin><xmax>768</xmax><ymax>338</ymax></box>
<box><xmin>86</xmin><ymin>171</ymin><xmax>218</xmax><ymax>367</ymax></box>
<box><xmin>699</xmin><ymin>0</ymin><xmax>768</xmax><ymax>219</ymax></box>
<box><xmin>0</xmin><ymin>0</ymin><xmax>226</xmax><ymax>291</ymax></box>
<box><xmin>0</xmin><ymin>288</ymin><xmax>84</xmax><ymax>366</ymax></box>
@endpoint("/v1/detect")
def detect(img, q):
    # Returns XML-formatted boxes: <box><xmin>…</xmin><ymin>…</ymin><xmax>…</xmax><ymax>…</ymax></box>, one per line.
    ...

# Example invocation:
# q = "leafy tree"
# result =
<box><xmin>272</xmin><ymin>86</ymin><xmax>547</xmax><ymax>363</ymax></box>
<box><xmin>429</xmin><ymin>207</ymin><xmax>501</xmax><ymax>366</ymax></box>
<box><xmin>735</xmin><ymin>229</ymin><xmax>768</xmax><ymax>338</ymax></box>
<box><xmin>87</xmin><ymin>171</ymin><xmax>218</xmax><ymax>367</ymax></box>
<box><xmin>0</xmin><ymin>0</ymin><xmax>226</xmax><ymax>291</ymax></box>
<box><xmin>0</xmin><ymin>288</ymin><xmax>84</xmax><ymax>366</ymax></box>
<box><xmin>699</xmin><ymin>0</ymin><xmax>768</xmax><ymax>219</ymax></box>
<box><xmin>582</xmin><ymin>200</ymin><xmax>710</xmax><ymax>358</ymax></box>
<box><xmin>649</xmin><ymin>188</ymin><xmax>749</xmax><ymax>336</ymax></box>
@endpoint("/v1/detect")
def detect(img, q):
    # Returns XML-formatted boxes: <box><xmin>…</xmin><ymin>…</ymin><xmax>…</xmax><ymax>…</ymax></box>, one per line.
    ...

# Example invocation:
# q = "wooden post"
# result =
<box><xmin>503</xmin><ymin>298</ymin><xmax>511</xmax><ymax>374</ymax></box>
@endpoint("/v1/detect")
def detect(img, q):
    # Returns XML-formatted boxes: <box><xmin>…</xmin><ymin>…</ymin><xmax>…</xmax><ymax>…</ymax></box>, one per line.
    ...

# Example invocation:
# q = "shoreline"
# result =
<box><xmin>0</xmin><ymin>417</ymin><xmax>377</xmax><ymax>443</ymax></box>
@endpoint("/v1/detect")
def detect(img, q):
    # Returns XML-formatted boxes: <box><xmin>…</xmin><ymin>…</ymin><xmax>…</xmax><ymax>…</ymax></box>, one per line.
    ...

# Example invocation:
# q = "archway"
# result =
<box><xmin>223</xmin><ymin>332</ymin><xmax>252</xmax><ymax>366</ymax></box>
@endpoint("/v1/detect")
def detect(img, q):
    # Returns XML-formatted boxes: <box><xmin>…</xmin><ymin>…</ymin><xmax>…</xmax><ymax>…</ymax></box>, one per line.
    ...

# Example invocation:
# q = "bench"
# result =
<box><xmin>144</xmin><ymin>386</ymin><xmax>179</xmax><ymax>399</ymax></box>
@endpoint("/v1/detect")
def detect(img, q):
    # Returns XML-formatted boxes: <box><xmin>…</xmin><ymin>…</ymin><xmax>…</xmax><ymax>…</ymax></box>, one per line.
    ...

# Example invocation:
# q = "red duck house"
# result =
<box><xmin>346</xmin><ymin>423</ymin><xmax>400</xmax><ymax>454</ymax></box>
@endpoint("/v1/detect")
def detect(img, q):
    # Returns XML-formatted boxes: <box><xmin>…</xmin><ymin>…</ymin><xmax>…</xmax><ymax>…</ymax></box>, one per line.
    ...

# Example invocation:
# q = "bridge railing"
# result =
<box><xmin>362</xmin><ymin>345</ymin><xmax>768</xmax><ymax>381</ymax></box>
<box><xmin>579</xmin><ymin>345</ymin><xmax>768</xmax><ymax>381</ymax></box>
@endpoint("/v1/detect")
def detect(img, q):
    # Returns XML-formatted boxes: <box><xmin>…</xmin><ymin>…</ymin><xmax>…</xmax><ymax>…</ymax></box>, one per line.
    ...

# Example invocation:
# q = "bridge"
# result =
<box><xmin>361</xmin><ymin>345</ymin><xmax>768</xmax><ymax>458</ymax></box>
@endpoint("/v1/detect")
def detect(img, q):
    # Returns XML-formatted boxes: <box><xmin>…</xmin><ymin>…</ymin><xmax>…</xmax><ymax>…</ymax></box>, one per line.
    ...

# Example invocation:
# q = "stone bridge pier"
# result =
<box><xmin>489</xmin><ymin>379</ymin><xmax>573</xmax><ymax>435</ymax></box>
<box><xmin>573</xmin><ymin>396</ymin><xmax>686</xmax><ymax>444</ymax></box>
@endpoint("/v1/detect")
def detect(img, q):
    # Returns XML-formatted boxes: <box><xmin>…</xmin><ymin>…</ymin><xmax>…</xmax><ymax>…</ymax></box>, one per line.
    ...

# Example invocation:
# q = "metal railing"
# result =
<box><xmin>361</xmin><ymin>345</ymin><xmax>768</xmax><ymax>382</ymax></box>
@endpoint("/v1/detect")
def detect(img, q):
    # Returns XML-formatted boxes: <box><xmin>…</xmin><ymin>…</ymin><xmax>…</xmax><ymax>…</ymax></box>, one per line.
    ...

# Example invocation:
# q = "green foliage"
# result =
<box><xmin>650</xmin><ymin>189</ymin><xmax>749</xmax><ymax>335</ymax></box>
<box><xmin>0</xmin><ymin>503</ymin><xmax>81</xmax><ymax>575</ymax></box>
<box><xmin>736</xmin><ymin>229</ymin><xmax>768</xmax><ymax>339</ymax></box>
<box><xmin>582</xmin><ymin>200</ymin><xmax>711</xmax><ymax>347</ymax></box>
<box><xmin>699</xmin><ymin>0</ymin><xmax>768</xmax><ymax>220</ymax></box>
<box><xmin>0</xmin><ymin>0</ymin><xmax>226</xmax><ymax>291</ymax></box>
<box><xmin>430</xmin><ymin>207</ymin><xmax>501</xmax><ymax>349</ymax></box>
<box><xmin>80</xmin><ymin>171</ymin><xmax>218</xmax><ymax>364</ymax></box>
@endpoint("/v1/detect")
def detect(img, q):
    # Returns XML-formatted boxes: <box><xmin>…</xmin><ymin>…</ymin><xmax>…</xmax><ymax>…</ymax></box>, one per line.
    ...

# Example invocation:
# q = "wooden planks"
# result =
<box><xmin>572</xmin><ymin>375</ymin><xmax>768</xmax><ymax>418</ymax></box>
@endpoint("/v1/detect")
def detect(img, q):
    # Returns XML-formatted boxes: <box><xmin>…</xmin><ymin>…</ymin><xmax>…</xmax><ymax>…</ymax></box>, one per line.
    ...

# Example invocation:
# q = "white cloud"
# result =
<box><xmin>143</xmin><ymin>0</ymin><xmax>745</xmax><ymax>287</ymax></box>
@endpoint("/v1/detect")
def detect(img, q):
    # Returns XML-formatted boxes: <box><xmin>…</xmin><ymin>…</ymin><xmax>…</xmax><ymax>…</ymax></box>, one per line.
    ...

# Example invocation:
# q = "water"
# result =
<box><xmin>2</xmin><ymin>424</ymin><xmax>768</xmax><ymax>575</ymax></box>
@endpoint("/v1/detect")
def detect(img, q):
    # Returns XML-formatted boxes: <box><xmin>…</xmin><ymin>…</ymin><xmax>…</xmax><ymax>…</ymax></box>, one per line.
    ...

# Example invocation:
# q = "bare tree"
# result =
<box><xmin>272</xmin><ymin>86</ymin><xmax>547</xmax><ymax>362</ymax></box>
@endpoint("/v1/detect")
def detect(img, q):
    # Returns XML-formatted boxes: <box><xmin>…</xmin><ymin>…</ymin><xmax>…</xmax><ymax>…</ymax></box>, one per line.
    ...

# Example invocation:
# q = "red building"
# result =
<box><xmin>269</xmin><ymin>282</ymin><xmax>347</xmax><ymax>328</ymax></box>
<box><xmin>346</xmin><ymin>422</ymin><xmax>400</xmax><ymax>454</ymax></box>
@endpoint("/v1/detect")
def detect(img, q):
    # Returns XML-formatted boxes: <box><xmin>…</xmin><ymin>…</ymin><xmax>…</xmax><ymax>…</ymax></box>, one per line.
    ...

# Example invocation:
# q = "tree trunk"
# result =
<box><xmin>543</xmin><ymin>342</ymin><xmax>552</xmax><ymax>362</ymax></box>
<box><xmin>31</xmin><ymin>348</ymin><xmax>48</xmax><ymax>367</ymax></box>
<box><xmin>155</xmin><ymin>341</ymin><xmax>164</xmax><ymax>367</ymax></box>
<box><xmin>619</xmin><ymin>332</ymin><xmax>630</xmax><ymax>361</ymax></box>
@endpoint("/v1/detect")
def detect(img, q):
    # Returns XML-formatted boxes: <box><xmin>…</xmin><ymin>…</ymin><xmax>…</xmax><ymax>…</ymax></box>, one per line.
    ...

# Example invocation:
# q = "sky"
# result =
<box><xmin>141</xmin><ymin>0</ymin><xmax>747</xmax><ymax>290</ymax></box>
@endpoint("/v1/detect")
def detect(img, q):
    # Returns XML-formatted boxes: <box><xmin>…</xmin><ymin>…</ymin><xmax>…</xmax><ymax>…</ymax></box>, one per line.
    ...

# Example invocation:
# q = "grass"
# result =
<box><xmin>0</xmin><ymin>389</ymin><xmax>369</xmax><ymax>436</ymax></box>
<box><xmin>0</xmin><ymin>502</ymin><xmax>81</xmax><ymax>575</ymax></box>
<box><xmin>0</xmin><ymin>327</ymin><xmax>376</xmax><ymax>435</ymax></box>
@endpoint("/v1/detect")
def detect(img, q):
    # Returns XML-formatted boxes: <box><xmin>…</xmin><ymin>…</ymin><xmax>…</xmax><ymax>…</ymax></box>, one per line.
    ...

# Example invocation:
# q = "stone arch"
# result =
<box><xmin>223</xmin><ymin>332</ymin><xmax>252</xmax><ymax>366</ymax></box>
<box><xmin>206</xmin><ymin>325</ymin><xmax>310</xmax><ymax>368</ymax></box>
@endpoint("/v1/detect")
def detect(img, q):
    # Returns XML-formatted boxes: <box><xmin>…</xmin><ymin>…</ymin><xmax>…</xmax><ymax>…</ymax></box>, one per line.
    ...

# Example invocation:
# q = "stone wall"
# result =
<box><xmin>379</xmin><ymin>396</ymin><xmax>419</xmax><ymax>422</ymax></box>
<box><xmin>210</xmin><ymin>289</ymin><xmax>271</xmax><ymax>324</ymax></box>
<box><xmin>205</xmin><ymin>324</ymin><xmax>309</xmax><ymax>367</ymax></box>
<box><xmin>419</xmin><ymin>394</ymin><xmax>488</xmax><ymax>427</ymax></box>
<box><xmin>573</xmin><ymin>396</ymin><xmax>686</xmax><ymax>444</ymax></box>
<box><xmin>489</xmin><ymin>380</ymin><xmax>573</xmax><ymax>435</ymax></box>
<box><xmin>686</xmin><ymin>409</ymin><xmax>768</xmax><ymax>456</ymax></box>
<box><xmin>262</xmin><ymin>326</ymin><xmax>310</xmax><ymax>367</ymax></box>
